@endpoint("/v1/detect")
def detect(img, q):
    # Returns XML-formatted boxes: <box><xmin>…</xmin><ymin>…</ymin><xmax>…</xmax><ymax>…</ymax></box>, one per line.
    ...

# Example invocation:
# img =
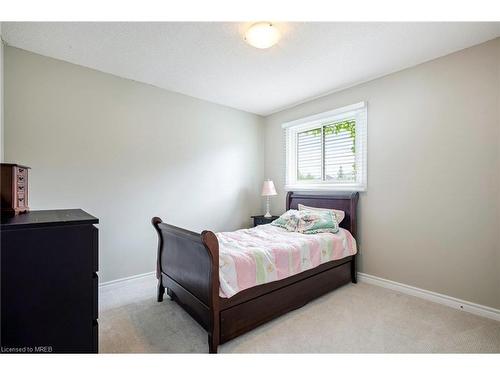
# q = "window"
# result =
<box><xmin>283</xmin><ymin>102</ymin><xmax>367</xmax><ymax>191</ymax></box>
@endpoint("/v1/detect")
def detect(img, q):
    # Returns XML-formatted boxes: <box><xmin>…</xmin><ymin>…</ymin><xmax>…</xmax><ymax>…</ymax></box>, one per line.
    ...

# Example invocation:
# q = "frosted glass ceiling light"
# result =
<box><xmin>245</xmin><ymin>22</ymin><xmax>281</xmax><ymax>49</ymax></box>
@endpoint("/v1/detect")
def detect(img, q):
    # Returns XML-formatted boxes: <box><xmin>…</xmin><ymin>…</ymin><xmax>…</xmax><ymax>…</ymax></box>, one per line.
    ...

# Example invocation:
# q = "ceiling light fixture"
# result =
<box><xmin>244</xmin><ymin>22</ymin><xmax>281</xmax><ymax>49</ymax></box>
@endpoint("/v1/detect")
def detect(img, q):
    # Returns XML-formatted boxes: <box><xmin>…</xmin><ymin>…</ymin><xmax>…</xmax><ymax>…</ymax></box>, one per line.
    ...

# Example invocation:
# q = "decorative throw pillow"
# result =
<box><xmin>271</xmin><ymin>210</ymin><xmax>301</xmax><ymax>231</ymax></box>
<box><xmin>297</xmin><ymin>204</ymin><xmax>345</xmax><ymax>224</ymax></box>
<box><xmin>296</xmin><ymin>210</ymin><xmax>339</xmax><ymax>234</ymax></box>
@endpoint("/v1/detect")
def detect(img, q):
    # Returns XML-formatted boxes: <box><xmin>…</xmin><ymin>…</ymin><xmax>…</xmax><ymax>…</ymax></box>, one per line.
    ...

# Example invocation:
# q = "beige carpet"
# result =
<box><xmin>99</xmin><ymin>281</ymin><xmax>500</xmax><ymax>353</ymax></box>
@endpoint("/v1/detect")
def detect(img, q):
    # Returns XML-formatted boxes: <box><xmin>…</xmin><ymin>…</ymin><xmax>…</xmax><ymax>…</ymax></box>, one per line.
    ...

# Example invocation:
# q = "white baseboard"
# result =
<box><xmin>99</xmin><ymin>271</ymin><xmax>156</xmax><ymax>290</ymax></box>
<box><xmin>358</xmin><ymin>272</ymin><xmax>500</xmax><ymax>322</ymax></box>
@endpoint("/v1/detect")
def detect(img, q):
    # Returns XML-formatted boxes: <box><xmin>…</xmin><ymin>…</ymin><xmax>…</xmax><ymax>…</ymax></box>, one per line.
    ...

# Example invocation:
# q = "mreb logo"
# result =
<box><xmin>35</xmin><ymin>346</ymin><xmax>53</xmax><ymax>353</ymax></box>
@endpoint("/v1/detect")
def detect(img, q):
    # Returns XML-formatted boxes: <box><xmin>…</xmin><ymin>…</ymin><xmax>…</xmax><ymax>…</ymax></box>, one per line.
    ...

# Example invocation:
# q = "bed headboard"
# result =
<box><xmin>286</xmin><ymin>191</ymin><xmax>359</xmax><ymax>238</ymax></box>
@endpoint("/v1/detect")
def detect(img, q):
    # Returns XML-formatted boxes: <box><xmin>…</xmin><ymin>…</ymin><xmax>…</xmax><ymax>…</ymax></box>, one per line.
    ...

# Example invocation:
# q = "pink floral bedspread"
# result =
<box><xmin>216</xmin><ymin>224</ymin><xmax>357</xmax><ymax>298</ymax></box>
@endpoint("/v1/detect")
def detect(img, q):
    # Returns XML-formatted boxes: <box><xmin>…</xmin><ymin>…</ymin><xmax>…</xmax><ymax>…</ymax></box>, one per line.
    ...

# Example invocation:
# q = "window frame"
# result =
<box><xmin>283</xmin><ymin>101</ymin><xmax>367</xmax><ymax>192</ymax></box>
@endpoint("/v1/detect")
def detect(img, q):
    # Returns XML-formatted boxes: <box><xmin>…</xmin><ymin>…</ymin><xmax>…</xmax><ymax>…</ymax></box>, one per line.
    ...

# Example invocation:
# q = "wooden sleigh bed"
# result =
<box><xmin>152</xmin><ymin>191</ymin><xmax>359</xmax><ymax>353</ymax></box>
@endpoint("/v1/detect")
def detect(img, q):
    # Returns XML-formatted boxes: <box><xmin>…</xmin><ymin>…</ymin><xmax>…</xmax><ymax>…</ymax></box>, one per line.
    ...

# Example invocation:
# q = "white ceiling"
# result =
<box><xmin>2</xmin><ymin>22</ymin><xmax>500</xmax><ymax>116</ymax></box>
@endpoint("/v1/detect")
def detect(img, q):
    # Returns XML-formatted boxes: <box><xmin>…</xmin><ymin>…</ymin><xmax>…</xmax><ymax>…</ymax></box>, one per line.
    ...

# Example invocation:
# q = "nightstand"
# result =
<box><xmin>251</xmin><ymin>215</ymin><xmax>279</xmax><ymax>227</ymax></box>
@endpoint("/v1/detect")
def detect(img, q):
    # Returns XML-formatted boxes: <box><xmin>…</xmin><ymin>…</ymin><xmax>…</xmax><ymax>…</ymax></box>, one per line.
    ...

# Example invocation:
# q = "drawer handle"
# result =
<box><xmin>18</xmin><ymin>186</ymin><xmax>24</xmax><ymax>190</ymax></box>
<box><xmin>18</xmin><ymin>168</ymin><xmax>24</xmax><ymax>173</ymax></box>
<box><xmin>18</xmin><ymin>176</ymin><xmax>24</xmax><ymax>181</ymax></box>
<box><xmin>18</xmin><ymin>198</ymin><xmax>24</xmax><ymax>202</ymax></box>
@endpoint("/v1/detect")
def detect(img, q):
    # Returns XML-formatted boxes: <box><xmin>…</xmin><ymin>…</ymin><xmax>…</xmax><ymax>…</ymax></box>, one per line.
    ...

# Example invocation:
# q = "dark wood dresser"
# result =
<box><xmin>1</xmin><ymin>209</ymin><xmax>99</xmax><ymax>353</ymax></box>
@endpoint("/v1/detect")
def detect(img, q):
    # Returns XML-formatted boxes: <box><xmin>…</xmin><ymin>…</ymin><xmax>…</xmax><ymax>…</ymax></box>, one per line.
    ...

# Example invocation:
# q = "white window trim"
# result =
<box><xmin>282</xmin><ymin>102</ymin><xmax>367</xmax><ymax>192</ymax></box>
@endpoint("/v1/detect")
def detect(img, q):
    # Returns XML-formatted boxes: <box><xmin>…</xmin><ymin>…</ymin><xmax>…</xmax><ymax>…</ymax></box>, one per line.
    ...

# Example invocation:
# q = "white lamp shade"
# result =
<box><xmin>261</xmin><ymin>180</ymin><xmax>277</xmax><ymax>196</ymax></box>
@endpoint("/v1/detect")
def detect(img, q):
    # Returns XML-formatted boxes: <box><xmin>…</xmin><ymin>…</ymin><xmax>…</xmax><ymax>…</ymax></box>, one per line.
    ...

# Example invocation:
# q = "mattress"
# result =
<box><xmin>216</xmin><ymin>224</ymin><xmax>357</xmax><ymax>298</ymax></box>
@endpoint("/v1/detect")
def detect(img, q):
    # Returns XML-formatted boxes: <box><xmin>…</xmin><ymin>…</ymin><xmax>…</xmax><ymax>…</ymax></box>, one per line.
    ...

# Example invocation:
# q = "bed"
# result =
<box><xmin>152</xmin><ymin>191</ymin><xmax>359</xmax><ymax>353</ymax></box>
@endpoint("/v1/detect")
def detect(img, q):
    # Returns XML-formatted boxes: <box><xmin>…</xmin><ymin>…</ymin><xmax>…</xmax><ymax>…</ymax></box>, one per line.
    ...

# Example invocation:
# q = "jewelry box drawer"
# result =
<box><xmin>17</xmin><ymin>195</ymin><xmax>27</xmax><ymax>207</ymax></box>
<box><xmin>16</xmin><ymin>172</ymin><xmax>27</xmax><ymax>183</ymax></box>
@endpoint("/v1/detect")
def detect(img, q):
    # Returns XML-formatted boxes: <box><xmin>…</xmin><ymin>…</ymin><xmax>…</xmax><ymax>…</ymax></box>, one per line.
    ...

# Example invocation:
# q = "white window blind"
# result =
<box><xmin>283</xmin><ymin>102</ymin><xmax>367</xmax><ymax>191</ymax></box>
<box><xmin>297</xmin><ymin>127</ymin><xmax>322</xmax><ymax>181</ymax></box>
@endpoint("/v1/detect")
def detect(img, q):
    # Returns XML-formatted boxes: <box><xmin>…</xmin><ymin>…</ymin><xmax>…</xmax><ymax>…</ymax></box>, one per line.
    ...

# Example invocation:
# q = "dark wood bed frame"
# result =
<box><xmin>152</xmin><ymin>191</ymin><xmax>359</xmax><ymax>353</ymax></box>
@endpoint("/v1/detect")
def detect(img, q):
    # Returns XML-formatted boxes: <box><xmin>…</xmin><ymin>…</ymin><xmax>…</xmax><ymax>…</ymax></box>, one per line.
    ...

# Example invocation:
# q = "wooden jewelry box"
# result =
<box><xmin>1</xmin><ymin>163</ymin><xmax>31</xmax><ymax>215</ymax></box>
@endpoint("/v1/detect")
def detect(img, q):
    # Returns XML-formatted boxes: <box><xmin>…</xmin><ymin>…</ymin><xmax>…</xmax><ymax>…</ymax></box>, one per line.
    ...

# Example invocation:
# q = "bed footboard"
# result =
<box><xmin>152</xmin><ymin>217</ymin><xmax>220</xmax><ymax>353</ymax></box>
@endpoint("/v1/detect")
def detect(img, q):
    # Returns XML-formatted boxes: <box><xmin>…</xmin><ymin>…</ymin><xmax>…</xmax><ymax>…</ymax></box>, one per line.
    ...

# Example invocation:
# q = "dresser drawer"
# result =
<box><xmin>92</xmin><ymin>226</ymin><xmax>99</xmax><ymax>272</ymax></box>
<box><xmin>220</xmin><ymin>261</ymin><xmax>351</xmax><ymax>343</ymax></box>
<box><xmin>92</xmin><ymin>273</ymin><xmax>98</xmax><ymax>320</ymax></box>
<box><xmin>92</xmin><ymin>320</ymin><xmax>99</xmax><ymax>353</ymax></box>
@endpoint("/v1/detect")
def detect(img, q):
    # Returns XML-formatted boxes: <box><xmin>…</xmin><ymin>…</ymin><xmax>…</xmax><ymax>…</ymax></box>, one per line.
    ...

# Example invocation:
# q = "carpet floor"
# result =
<box><xmin>99</xmin><ymin>280</ymin><xmax>500</xmax><ymax>353</ymax></box>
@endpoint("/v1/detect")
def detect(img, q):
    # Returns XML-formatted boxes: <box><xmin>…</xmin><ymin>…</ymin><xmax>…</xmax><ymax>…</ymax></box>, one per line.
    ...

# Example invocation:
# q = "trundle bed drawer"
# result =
<box><xmin>220</xmin><ymin>261</ymin><xmax>351</xmax><ymax>343</ymax></box>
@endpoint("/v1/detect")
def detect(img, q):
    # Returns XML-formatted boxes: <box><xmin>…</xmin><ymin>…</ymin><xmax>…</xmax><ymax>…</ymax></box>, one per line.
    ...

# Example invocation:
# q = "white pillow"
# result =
<box><xmin>297</xmin><ymin>204</ymin><xmax>345</xmax><ymax>224</ymax></box>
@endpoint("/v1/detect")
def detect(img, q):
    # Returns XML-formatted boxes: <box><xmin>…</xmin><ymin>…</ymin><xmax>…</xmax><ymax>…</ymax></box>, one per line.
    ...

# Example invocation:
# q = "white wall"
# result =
<box><xmin>4</xmin><ymin>47</ymin><xmax>265</xmax><ymax>282</ymax></box>
<box><xmin>264</xmin><ymin>38</ymin><xmax>500</xmax><ymax>309</ymax></box>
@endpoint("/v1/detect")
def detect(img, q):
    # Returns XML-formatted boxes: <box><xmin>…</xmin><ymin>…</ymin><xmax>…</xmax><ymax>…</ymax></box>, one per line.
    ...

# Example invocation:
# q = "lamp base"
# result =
<box><xmin>264</xmin><ymin>196</ymin><xmax>272</xmax><ymax>218</ymax></box>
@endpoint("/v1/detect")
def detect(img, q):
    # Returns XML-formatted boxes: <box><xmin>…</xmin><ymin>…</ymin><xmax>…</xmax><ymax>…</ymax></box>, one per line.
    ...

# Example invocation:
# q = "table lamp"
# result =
<box><xmin>261</xmin><ymin>179</ymin><xmax>277</xmax><ymax>218</ymax></box>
